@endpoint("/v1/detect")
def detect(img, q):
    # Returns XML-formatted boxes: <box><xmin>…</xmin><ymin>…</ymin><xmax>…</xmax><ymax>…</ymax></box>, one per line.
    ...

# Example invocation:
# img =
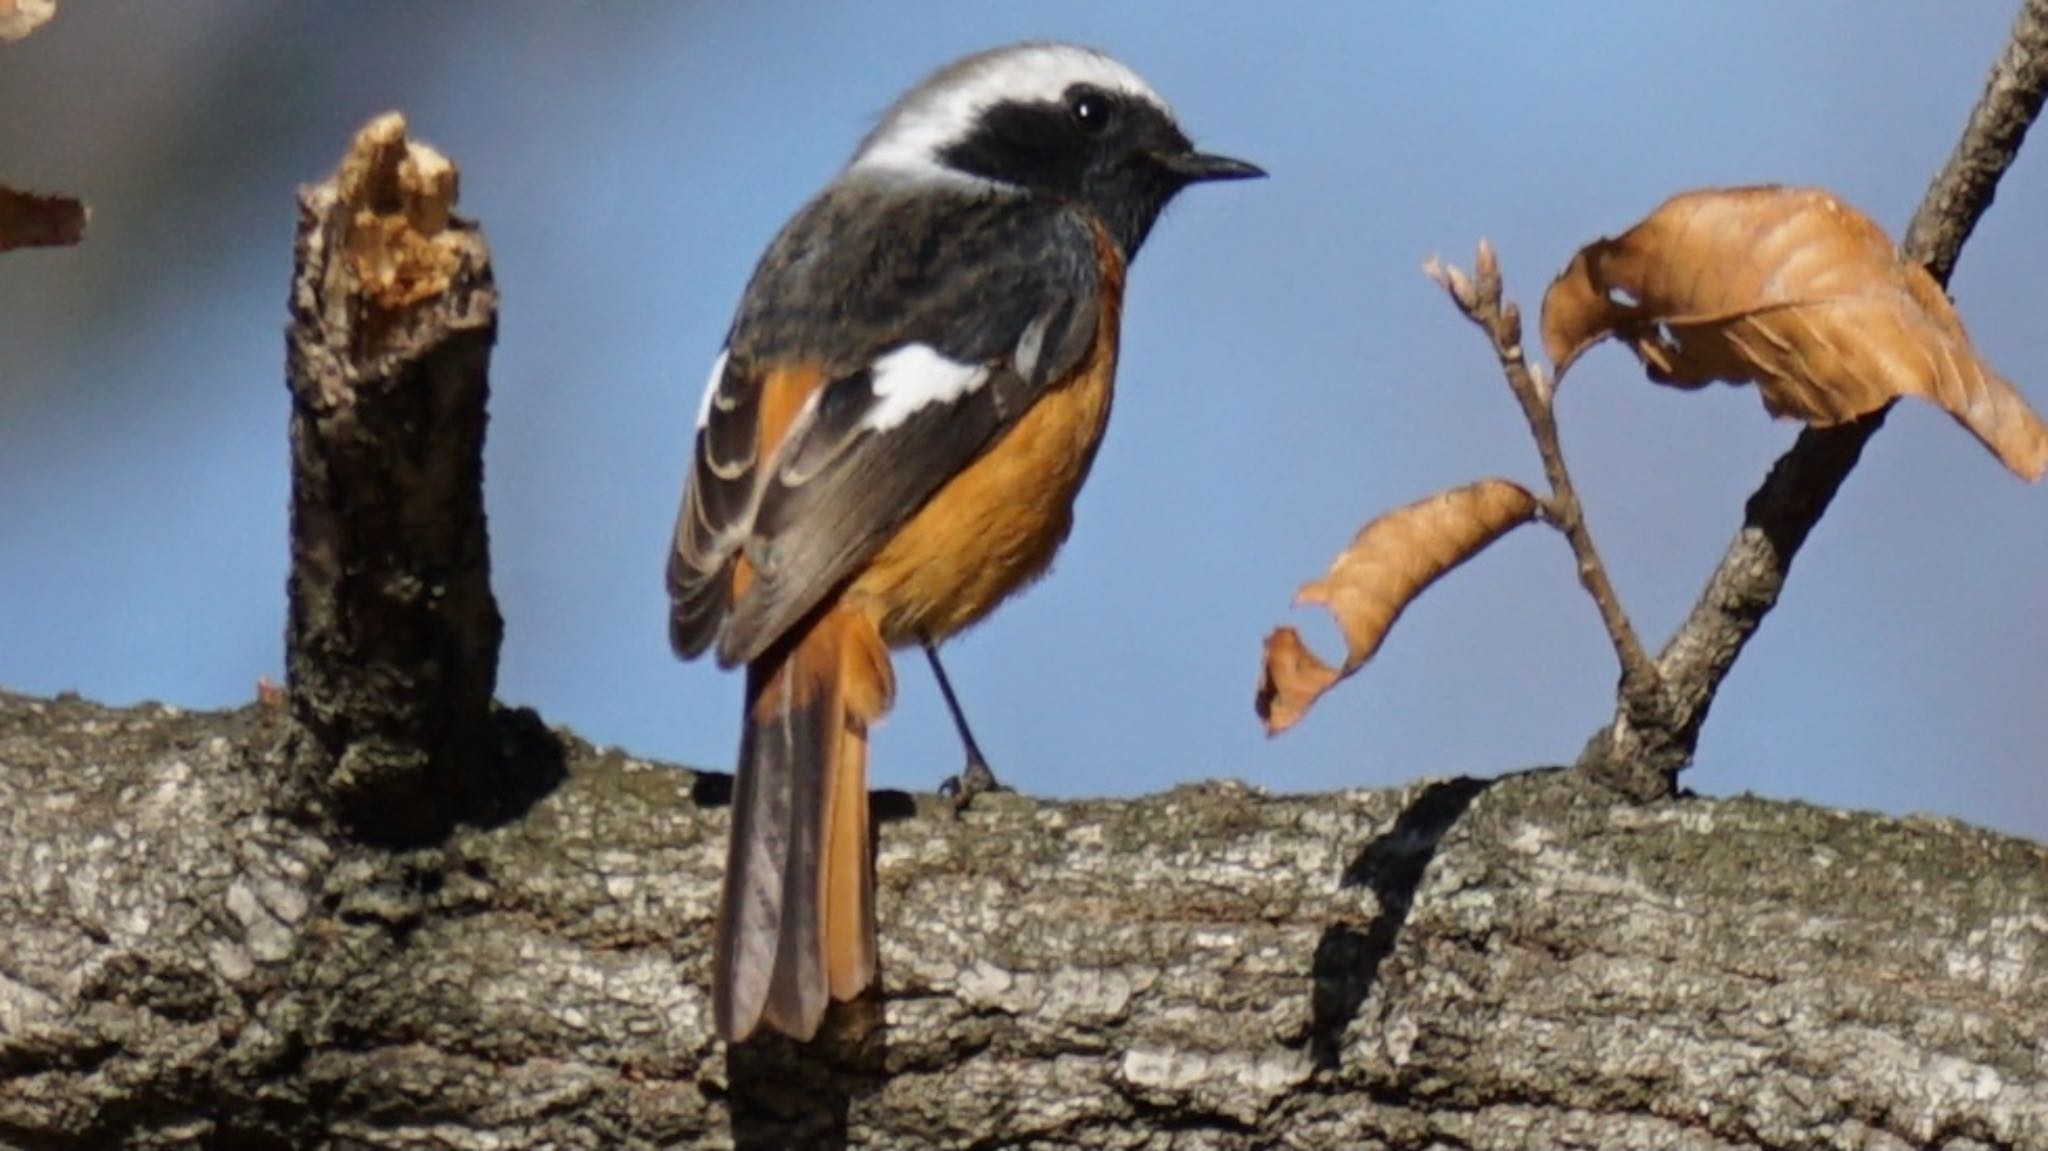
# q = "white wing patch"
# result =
<box><xmin>851</xmin><ymin>42</ymin><xmax>1169</xmax><ymax>185</ymax></box>
<box><xmin>693</xmin><ymin>349</ymin><xmax>730</xmax><ymax>430</ymax></box>
<box><xmin>864</xmin><ymin>344</ymin><xmax>990</xmax><ymax>432</ymax></box>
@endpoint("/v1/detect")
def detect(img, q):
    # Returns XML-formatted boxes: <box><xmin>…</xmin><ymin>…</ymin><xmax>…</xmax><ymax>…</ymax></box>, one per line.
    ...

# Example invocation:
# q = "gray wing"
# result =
<box><xmin>668</xmin><ymin>182</ymin><xmax>1104</xmax><ymax>667</ymax></box>
<box><xmin>666</xmin><ymin>348</ymin><xmax>766</xmax><ymax>661</ymax></box>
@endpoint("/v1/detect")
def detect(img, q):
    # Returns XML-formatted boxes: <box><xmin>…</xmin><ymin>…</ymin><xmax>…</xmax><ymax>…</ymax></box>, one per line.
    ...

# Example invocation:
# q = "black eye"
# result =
<box><xmin>1067</xmin><ymin>87</ymin><xmax>1112</xmax><ymax>135</ymax></box>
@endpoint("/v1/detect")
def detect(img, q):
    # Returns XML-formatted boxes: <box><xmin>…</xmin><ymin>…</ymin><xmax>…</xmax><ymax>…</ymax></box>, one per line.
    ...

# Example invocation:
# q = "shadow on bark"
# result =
<box><xmin>685</xmin><ymin>770</ymin><xmax>917</xmax><ymax>1149</ymax></box>
<box><xmin>690</xmin><ymin>773</ymin><xmax>918</xmax><ymax>829</ymax></box>
<box><xmin>455</xmin><ymin>705</ymin><xmax>569</xmax><ymax>831</ymax></box>
<box><xmin>1310</xmin><ymin>774</ymin><xmax>1498</xmax><ymax>1070</ymax></box>
<box><xmin>726</xmin><ymin>997</ymin><xmax>890</xmax><ymax>1151</ymax></box>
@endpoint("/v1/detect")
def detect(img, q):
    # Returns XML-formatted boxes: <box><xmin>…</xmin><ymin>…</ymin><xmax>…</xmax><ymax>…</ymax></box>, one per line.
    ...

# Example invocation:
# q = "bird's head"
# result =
<box><xmin>849</xmin><ymin>41</ymin><xmax>1263</xmax><ymax>256</ymax></box>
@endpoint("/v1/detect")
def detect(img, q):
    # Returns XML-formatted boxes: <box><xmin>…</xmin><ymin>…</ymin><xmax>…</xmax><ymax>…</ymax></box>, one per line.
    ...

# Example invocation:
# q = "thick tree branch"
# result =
<box><xmin>1576</xmin><ymin>0</ymin><xmax>2048</xmax><ymax>800</ymax></box>
<box><xmin>1</xmin><ymin>690</ymin><xmax>2043</xmax><ymax>1149</ymax></box>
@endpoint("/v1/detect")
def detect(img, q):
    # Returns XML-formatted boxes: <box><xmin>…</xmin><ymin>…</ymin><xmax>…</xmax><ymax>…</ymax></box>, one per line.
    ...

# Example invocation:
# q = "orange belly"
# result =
<box><xmin>848</xmin><ymin>339</ymin><xmax>1118</xmax><ymax>646</ymax></box>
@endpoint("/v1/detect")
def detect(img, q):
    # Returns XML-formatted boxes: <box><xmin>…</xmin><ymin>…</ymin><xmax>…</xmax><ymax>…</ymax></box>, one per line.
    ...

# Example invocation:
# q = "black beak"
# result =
<box><xmin>1152</xmin><ymin>149</ymin><xmax>1266</xmax><ymax>183</ymax></box>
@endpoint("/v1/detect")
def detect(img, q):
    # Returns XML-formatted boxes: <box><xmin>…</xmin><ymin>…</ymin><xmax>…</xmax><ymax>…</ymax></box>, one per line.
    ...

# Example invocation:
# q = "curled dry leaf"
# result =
<box><xmin>1542</xmin><ymin>185</ymin><xmax>2048</xmax><ymax>481</ymax></box>
<box><xmin>1256</xmin><ymin>479</ymin><xmax>1539</xmax><ymax>735</ymax></box>
<box><xmin>0</xmin><ymin>0</ymin><xmax>55</xmax><ymax>41</ymax></box>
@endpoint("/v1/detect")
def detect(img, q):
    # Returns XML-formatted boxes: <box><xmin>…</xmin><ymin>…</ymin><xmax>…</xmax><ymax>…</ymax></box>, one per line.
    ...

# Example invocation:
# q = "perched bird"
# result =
<box><xmin>668</xmin><ymin>40</ymin><xmax>1261</xmax><ymax>1043</ymax></box>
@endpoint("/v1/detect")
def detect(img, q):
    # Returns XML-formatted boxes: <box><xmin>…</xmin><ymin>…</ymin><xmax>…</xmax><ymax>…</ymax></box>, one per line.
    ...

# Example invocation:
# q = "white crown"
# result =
<box><xmin>849</xmin><ymin>42</ymin><xmax>1171</xmax><ymax>184</ymax></box>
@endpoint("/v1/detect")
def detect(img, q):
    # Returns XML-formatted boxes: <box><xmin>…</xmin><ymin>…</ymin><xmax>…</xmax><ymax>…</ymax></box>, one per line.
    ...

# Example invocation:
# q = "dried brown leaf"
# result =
<box><xmin>0</xmin><ymin>0</ymin><xmax>55</xmax><ymax>41</ymax></box>
<box><xmin>0</xmin><ymin>185</ymin><xmax>86</xmax><ymax>252</ymax></box>
<box><xmin>1254</xmin><ymin>628</ymin><xmax>1342</xmax><ymax>737</ymax></box>
<box><xmin>1256</xmin><ymin>479</ymin><xmax>1539</xmax><ymax>735</ymax></box>
<box><xmin>1542</xmin><ymin>185</ymin><xmax>2048</xmax><ymax>481</ymax></box>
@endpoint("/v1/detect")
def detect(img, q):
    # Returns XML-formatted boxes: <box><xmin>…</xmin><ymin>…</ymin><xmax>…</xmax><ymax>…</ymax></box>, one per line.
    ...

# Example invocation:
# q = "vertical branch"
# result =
<box><xmin>1576</xmin><ymin>0</ymin><xmax>2048</xmax><ymax>800</ymax></box>
<box><xmin>284</xmin><ymin>114</ymin><xmax>502</xmax><ymax>842</ymax></box>
<box><xmin>1425</xmin><ymin>247</ymin><xmax>1657</xmax><ymax>697</ymax></box>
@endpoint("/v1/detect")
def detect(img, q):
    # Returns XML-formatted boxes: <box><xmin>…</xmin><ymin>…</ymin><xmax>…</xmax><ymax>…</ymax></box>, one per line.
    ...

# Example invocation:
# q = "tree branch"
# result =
<box><xmin>284</xmin><ymin>113</ymin><xmax>502</xmax><ymax>843</ymax></box>
<box><xmin>0</xmin><ymin>184</ymin><xmax>86</xmax><ymax>252</ymax></box>
<box><xmin>1426</xmin><ymin>244</ymin><xmax>1659</xmax><ymax>703</ymax></box>
<box><xmin>1</xmin><ymin>690</ymin><xmax>2044</xmax><ymax>1149</ymax></box>
<box><xmin>1576</xmin><ymin>0</ymin><xmax>2048</xmax><ymax>800</ymax></box>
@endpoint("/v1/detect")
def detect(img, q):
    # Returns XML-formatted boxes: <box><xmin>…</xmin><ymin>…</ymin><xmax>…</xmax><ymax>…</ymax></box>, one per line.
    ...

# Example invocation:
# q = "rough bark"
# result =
<box><xmin>1576</xmin><ymin>0</ymin><xmax>2048</xmax><ymax>801</ymax></box>
<box><xmin>1</xmin><ymin>688</ymin><xmax>2043</xmax><ymax>1150</ymax></box>
<box><xmin>283</xmin><ymin>113</ymin><xmax>501</xmax><ymax>843</ymax></box>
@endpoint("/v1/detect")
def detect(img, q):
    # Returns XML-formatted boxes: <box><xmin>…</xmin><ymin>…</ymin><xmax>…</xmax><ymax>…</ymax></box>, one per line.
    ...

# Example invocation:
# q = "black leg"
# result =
<box><xmin>923</xmin><ymin>641</ymin><xmax>1003</xmax><ymax>811</ymax></box>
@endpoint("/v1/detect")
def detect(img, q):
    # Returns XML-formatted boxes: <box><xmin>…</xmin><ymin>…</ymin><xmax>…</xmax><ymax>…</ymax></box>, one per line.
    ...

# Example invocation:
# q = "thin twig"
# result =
<box><xmin>1425</xmin><ymin>245</ymin><xmax>1658</xmax><ymax>697</ymax></box>
<box><xmin>1577</xmin><ymin>0</ymin><xmax>2048</xmax><ymax>799</ymax></box>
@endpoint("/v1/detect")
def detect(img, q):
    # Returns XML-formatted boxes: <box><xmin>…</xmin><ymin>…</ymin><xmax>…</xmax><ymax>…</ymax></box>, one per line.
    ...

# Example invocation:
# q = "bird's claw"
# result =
<box><xmin>938</xmin><ymin>756</ymin><xmax>1005</xmax><ymax>815</ymax></box>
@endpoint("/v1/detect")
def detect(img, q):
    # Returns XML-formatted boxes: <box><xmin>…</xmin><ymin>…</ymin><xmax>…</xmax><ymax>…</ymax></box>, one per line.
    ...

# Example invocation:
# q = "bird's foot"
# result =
<box><xmin>937</xmin><ymin>756</ymin><xmax>1006</xmax><ymax>815</ymax></box>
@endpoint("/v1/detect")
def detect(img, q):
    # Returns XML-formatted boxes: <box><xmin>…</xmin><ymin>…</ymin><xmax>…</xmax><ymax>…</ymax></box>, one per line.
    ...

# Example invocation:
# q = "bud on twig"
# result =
<box><xmin>1423</xmin><ymin>255</ymin><xmax>1479</xmax><ymax>315</ymax></box>
<box><xmin>1473</xmin><ymin>238</ymin><xmax>1502</xmax><ymax>308</ymax></box>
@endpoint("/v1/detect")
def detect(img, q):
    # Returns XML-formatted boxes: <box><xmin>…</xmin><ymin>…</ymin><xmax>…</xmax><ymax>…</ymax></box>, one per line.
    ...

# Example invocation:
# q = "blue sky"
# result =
<box><xmin>2</xmin><ymin>3</ymin><xmax>2043</xmax><ymax>838</ymax></box>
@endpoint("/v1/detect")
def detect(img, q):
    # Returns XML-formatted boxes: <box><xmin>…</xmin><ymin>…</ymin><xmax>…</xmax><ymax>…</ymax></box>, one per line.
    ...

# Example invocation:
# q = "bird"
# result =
<box><xmin>667</xmin><ymin>40</ymin><xmax>1261</xmax><ymax>1043</ymax></box>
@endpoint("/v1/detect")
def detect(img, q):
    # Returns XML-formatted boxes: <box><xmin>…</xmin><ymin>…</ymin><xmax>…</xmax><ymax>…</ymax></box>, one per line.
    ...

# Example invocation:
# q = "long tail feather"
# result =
<box><xmin>713</xmin><ymin>608</ymin><xmax>889</xmax><ymax>1042</ymax></box>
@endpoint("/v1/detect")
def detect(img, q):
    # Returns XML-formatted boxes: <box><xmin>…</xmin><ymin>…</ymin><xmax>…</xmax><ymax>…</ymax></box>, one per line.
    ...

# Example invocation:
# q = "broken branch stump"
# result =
<box><xmin>283</xmin><ymin>113</ymin><xmax>501</xmax><ymax>842</ymax></box>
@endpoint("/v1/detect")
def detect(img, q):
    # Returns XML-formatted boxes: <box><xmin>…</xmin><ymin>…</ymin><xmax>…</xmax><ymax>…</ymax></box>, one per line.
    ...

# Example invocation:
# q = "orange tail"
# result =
<box><xmin>713</xmin><ymin>606</ymin><xmax>893</xmax><ymax>1042</ymax></box>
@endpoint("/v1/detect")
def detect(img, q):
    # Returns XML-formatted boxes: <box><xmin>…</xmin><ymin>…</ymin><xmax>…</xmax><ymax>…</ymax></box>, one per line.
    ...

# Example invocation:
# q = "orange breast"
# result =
<box><xmin>848</xmin><ymin>230</ymin><xmax>1126</xmax><ymax>647</ymax></box>
<box><xmin>849</xmin><ymin>338</ymin><xmax>1118</xmax><ymax>645</ymax></box>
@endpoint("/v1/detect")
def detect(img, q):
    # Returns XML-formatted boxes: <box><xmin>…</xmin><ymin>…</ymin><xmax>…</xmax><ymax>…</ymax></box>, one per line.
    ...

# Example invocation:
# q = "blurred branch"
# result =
<box><xmin>2</xmin><ymin>0</ymin><xmax>86</xmax><ymax>253</ymax></box>
<box><xmin>0</xmin><ymin>185</ymin><xmax>85</xmax><ymax>251</ymax></box>
<box><xmin>1576</xmin><ymin>0</ymin><xmax>2048</xmax><ymax>800</ymax></box>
